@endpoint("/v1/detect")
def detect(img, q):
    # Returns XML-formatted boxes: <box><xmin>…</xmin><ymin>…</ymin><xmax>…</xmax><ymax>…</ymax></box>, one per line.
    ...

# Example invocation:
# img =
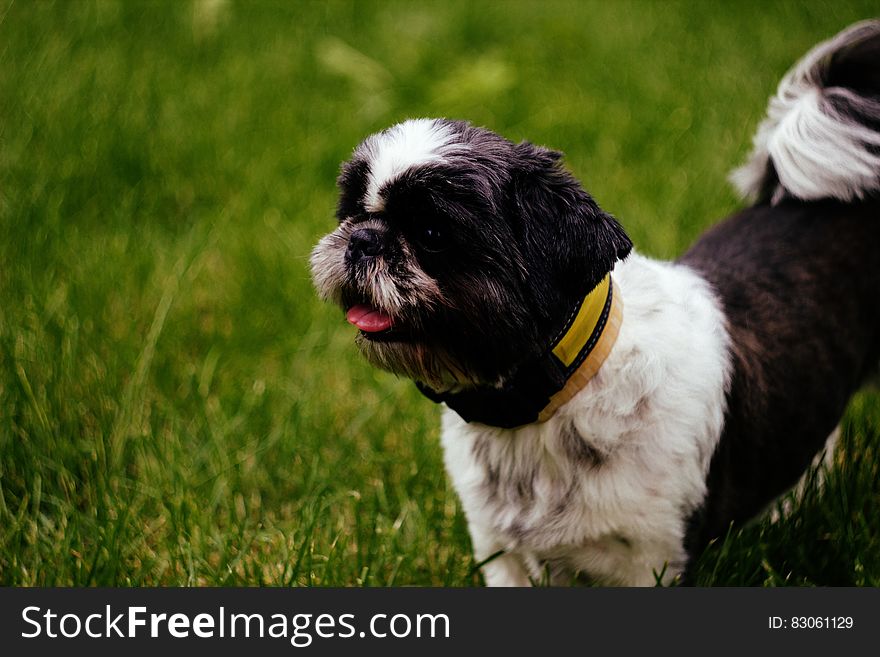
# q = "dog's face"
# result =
<box><xmin>310</xmin><ymin>119</ymin><xmax>632</xmax><ymax>390</ymax></box>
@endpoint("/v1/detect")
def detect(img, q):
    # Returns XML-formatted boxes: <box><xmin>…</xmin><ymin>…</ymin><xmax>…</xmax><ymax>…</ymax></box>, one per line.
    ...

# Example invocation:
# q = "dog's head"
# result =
<box><xmin>310</xmin><ymin>118</ymin><xmax>631</xmax><ymax>390</ymax></box>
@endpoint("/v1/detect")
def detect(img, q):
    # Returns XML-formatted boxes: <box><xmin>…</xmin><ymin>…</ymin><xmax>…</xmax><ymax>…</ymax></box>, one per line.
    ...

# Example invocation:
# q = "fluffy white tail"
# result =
<box><xmin>731</xmin><ymin>20</ymin><xmax>880</xmax><ymax>203</ymax></box>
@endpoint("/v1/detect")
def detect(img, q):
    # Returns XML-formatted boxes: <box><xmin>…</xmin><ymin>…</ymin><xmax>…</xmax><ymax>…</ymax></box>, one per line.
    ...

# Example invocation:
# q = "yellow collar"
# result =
<box><xmin>538</xmin><ymin>273</ymin><xmax>623</xmax><ymax>422</ymax></box>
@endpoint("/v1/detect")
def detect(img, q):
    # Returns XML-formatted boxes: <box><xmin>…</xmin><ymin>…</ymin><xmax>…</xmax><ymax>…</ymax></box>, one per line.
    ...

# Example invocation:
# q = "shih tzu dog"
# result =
<box><xmin>311</xmin><ymin>21</ymin><xmax>880</xmax><ymax>585</ymax></box>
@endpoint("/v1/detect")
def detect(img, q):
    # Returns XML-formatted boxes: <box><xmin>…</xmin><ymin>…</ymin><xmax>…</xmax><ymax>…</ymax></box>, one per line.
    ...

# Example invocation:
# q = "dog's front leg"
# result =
<box><xmin>480</xmin><ymin>552</ymin><xmax>532</xmax><ymax>587</ymax></box>
<box><xmin>470</xmin><ymin>526</ymin><xmax>532</xmax><ymax>587</ymax></box>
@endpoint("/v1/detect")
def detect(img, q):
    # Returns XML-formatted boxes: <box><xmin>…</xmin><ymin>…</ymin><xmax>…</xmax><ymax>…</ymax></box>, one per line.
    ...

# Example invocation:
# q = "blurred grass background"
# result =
<box><xmin>1</xmin><ymin>0</ymin><xmax>878</xmax><ymax>586</ymax></box>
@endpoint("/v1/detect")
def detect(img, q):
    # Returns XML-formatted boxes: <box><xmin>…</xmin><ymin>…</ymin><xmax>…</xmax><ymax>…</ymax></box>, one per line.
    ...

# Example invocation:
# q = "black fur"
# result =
<box><xmin>336</xmin><ymin>158</ymin><xmax>370</xmax><ymax>223</ymax></box>
<box><xmin>681</xmin><ymin>198</ymin><xmax>880</xmax><ymax>559</ymax></box>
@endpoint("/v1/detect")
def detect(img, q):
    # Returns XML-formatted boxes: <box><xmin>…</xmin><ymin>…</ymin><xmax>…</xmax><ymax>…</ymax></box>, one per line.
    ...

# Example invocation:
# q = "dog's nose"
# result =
<box><xmin>347</xmin><ymin>228</ymin><xmax>383</xmax><ymax>263</ymax></box>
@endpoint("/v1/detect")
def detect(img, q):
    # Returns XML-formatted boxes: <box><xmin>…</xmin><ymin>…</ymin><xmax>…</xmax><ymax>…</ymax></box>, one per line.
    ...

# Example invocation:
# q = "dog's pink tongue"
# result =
<box><xmin>346</xmin><ymin>304</ymin><xmax>393</xmax><ymax>333</ymax></box>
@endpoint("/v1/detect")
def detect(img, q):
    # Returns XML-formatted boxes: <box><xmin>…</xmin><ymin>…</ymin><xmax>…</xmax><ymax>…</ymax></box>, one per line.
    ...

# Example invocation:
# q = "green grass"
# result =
<box><xmin>1</xmin><ymin>0</ymin><xmax>878</xmax><ymax>586</ymax></box>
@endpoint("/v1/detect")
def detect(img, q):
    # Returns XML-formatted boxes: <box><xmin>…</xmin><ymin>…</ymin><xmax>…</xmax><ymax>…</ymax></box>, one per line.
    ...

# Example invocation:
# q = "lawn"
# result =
<box><xmin>1</xmin><ymin>0</ymin><xmax>878</xmax><ymax>586</ymax></box>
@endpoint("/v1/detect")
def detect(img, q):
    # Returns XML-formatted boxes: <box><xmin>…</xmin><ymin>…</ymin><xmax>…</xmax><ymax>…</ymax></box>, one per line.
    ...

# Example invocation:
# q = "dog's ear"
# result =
<box><xmin>509</xmin><ymin>141</ymin><xmax>632</xmax><ymax>298</ymax></box>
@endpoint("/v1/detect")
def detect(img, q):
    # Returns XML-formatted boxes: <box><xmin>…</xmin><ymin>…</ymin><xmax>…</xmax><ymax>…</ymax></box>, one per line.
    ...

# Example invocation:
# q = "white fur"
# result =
<box><xmin>441</xmin><ymin>252</ymin><xmax>732</xmax><ymax>586</ymax></box>
<box><xmin>731</xmin><ymin>20</ymin><xmax>880</xmax><ymax>203</ymax></box>
<box><xmin>361</xmin><ymin>119</ymin><xmax>456</xmax><ymax>213</ymax></box>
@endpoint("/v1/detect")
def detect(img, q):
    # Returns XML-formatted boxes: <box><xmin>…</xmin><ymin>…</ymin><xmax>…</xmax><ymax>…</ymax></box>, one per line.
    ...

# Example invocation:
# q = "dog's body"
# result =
<box><xmin>311</xmin><ymin>21</ymin><xmax>880</xmax><ymax>585</ymax></box>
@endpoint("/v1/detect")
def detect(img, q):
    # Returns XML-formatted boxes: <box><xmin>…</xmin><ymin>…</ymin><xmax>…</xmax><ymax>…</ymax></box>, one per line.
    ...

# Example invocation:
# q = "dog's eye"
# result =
<box><xmin>419</xmin><ymin>225</ymin><xmax>447</xmax><ymax>252</ymax></box>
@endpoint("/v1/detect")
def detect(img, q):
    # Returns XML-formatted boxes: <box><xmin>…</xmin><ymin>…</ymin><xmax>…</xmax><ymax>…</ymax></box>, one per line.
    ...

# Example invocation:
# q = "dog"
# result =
<box><xmin>310</xmin><ymin>20</ymin><xmax>880</xmax><ymax>585</ymax></box>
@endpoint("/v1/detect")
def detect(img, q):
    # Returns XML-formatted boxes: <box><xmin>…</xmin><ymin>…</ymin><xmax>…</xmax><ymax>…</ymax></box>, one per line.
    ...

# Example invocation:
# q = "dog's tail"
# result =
<box><xmin>731</xmin><ymin>20</ymin><xmax>880</xmax><ymax>204</ymax></box>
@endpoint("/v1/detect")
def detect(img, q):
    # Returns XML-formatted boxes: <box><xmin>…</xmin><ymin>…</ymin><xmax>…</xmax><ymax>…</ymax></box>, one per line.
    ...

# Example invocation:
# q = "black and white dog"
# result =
<box><xmin>311</xmin><ymin>21</ymin><xmax>880</xmax><ymax>585</ymax></box>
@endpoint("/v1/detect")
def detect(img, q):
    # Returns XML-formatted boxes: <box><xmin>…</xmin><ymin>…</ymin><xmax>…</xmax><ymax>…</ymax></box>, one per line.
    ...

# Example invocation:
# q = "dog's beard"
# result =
<box><xmin>352</xmin><ymin>333</ymin><xmax>476</xmax><ymax>390</ymax></box>
<box><xmin>310</xmin><ymin>221</ymin><xmax>483</xmax><ymax>390</ymax></box>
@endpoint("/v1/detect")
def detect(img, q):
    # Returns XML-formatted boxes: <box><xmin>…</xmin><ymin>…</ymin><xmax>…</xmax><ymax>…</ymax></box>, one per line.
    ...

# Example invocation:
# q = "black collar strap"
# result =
<box><xmin>416</xmin><ymin>274</ymin><xmax>623</xmax><ymax>429</ymax></box>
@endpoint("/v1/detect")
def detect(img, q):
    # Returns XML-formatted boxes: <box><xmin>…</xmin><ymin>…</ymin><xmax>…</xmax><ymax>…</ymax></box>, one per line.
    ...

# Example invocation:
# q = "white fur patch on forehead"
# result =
<box><xmin>360</xmin><ymin>119</ymin><xmax>456</xmax><ymax>213</ymax></box>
